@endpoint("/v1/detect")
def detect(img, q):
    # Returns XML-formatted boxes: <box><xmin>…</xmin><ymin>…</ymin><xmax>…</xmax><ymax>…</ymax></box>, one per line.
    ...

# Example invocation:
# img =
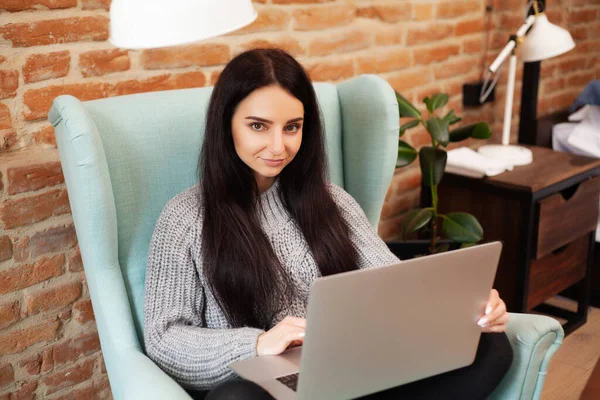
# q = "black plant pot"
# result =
<box><xmin>385</xmin><ymin>240</ymin><xmax>461</xmax><ymax>260</ymax></box>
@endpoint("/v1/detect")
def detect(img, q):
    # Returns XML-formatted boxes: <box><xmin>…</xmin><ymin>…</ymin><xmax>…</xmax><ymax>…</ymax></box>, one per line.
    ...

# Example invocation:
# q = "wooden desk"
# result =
<box><xmin>435</xmin><ymin>146</ymin><xmax>600</xmax><ymax>335</ymax></box>
<box><xmin>580</xmin><ymin>357</ymin><xmax>600</xmax><ymax>399</ymax></box>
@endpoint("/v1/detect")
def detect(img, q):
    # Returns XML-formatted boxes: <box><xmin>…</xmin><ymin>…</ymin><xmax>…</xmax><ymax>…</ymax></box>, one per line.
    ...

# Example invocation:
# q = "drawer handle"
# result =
<box><xmin>552</xmin><ymin>244</ymin><xmax>569</xmax><ymax>255</ymax></box>
<box><xmin>559</xmin><ymin>183</ymin><xmax>579</xmax><ymax>201</ymax></box>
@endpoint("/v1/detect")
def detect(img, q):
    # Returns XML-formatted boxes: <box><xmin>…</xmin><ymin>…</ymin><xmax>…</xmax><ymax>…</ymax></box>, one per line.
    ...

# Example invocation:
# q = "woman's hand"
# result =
<box><xmin>478</xmin><ymin>289</ymin><xmax>509</xmax><ymax>333</ymax></box>
<box><xmin>256</xmin><ymin>316</ymin><xmax>306</xmax><ymax>356</ymax></box>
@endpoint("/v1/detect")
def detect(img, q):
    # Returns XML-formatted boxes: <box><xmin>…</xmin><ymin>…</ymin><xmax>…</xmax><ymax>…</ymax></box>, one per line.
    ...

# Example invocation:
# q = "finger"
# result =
<box><xmin>481</xmin><ymin>324</ymin><xmax>506</xmax><ymax>333</ymax></box>
<box><xmin>483</xmin><ymin>301</ymin><xmax>507</xmax><ymax>326</ymax></box>
<box><xmin>283</xmin><ymin>316</ymin><xmax>307</xmax><ymax>328</ymax></box>
<box><xmin>485</xmin><ymin>289</ymin><xmax>500</xmax><ymax>315</ymax></box>
<box><xmin>488</xmin><ymin>312</ymin><xmax>509</xmax><ymax>327</ymax></box>
<box><xmin>284</xmin><ymin>329</ymin><xmax>306</xmax><ymax>343</ymax></box>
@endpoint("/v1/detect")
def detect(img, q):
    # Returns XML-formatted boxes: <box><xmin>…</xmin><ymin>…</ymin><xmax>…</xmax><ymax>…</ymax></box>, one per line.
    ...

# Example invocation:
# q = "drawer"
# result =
<box><xmin>527</xmin><ymin>235</ymin><xmax>589</xmax><ymax>311</ymax></box>
<box><xmin>536</xmin><ymin>176</ymin><xmax>600</xmax><ymax>260</ymax></box>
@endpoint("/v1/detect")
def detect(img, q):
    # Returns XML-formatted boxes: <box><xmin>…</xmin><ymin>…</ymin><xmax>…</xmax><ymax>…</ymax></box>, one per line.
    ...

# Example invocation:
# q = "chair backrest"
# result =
<box><xmin>49</xmin><ymin>74</ymin><xmax>399</xmax><ymax>357</ymax></box>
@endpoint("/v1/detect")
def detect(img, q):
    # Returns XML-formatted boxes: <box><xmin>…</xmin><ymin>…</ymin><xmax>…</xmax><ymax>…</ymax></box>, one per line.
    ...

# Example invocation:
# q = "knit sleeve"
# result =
<box><xmin>328</xmin><ymin>183</ymin><xmax>401</xmax><ymax>269</ymax></box>
<box><xmin>143</xmin><ymin>188</ymin><xmax>264</xmax><ymax>391</ymax></box>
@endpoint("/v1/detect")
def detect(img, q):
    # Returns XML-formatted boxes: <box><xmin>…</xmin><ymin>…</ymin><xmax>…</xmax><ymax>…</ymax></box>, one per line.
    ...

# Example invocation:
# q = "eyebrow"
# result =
<box><xmin>245</xmin><ymin>116</ymin><xmax>304</xmax><ymax>124</ymax></box>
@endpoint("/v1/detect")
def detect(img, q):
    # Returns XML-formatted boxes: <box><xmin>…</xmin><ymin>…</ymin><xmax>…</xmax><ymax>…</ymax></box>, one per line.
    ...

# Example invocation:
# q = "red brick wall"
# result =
<box><xmin>0</xmin><ymin>0</ymin><xmax>598</xmax><ymax>398</ymax></box>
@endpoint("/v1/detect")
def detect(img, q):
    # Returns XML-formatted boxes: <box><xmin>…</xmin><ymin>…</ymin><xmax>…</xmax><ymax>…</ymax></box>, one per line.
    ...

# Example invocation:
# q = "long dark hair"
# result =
<box><xmin>199</xmin><ymin>48</ymin><xmax>359</xmax><ymax>330</ymax></box>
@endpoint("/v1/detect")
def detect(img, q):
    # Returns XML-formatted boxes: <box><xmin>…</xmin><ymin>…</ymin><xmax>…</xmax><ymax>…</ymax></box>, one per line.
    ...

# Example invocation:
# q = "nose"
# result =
<box><xmin>268</xmin><ymin>130</ymin><xmax>284</xmax><ymax>156</ymax></box>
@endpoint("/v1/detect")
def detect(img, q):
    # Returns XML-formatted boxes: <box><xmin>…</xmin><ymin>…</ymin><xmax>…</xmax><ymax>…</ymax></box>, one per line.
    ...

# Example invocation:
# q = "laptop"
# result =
<box><xmin>230</xmin><ymin>241</ymin><xmax>503</xmax><ymax>400</ymax></box>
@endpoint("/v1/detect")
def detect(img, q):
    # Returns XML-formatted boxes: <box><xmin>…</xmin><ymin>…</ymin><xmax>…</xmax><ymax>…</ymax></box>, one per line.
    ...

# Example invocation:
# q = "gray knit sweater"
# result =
<box><xmin>144</xmin><ymin>179</ymin><xmax>400</xmax><ymax>391</ymax></box>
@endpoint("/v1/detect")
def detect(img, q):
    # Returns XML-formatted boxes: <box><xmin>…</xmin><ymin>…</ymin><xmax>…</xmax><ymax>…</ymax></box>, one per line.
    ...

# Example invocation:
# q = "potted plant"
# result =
<box><xmin>386</xmin><ymin>92</ymin><xmax>492</xmax><ymax>259</ymax></box>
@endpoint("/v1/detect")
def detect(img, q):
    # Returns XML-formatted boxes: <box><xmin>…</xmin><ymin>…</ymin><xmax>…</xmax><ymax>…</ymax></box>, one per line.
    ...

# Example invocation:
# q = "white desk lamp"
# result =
<box><xmin>109</xmin><ymin>0</ymin><xmax>258</xmax><ymax>49</ymax></box>
<box><xmin>478</xmin><ymin>0</ymin><xmax>575</xmax><ymax>166</ymax></box>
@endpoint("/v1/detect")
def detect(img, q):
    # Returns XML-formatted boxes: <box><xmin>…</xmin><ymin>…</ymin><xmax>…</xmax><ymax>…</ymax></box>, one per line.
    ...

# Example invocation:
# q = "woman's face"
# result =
<box><xmin>231</xmin><ymin>84</ymin><xmax>304</xmax><ymax>192</ymax></box>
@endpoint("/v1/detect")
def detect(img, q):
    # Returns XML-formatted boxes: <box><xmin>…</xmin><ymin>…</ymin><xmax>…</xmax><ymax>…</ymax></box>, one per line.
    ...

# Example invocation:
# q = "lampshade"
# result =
<box><xmin>109</xmin><ymin>0</ymin><xmax>258</xmax><ymax>49</ymax></box>
<box><xmin>520</xmin><ymin>13</ymin><xmax>575</xmax><ymax>62</ymax></box>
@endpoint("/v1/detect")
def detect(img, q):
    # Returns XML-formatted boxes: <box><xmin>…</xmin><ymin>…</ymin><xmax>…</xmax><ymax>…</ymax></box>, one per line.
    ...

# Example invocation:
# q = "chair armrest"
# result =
<box><xmin>488</xmin><ymin>313</ymin><xmax>564</xmax><ymax>400</ymax></box>
<box><xmin>119</xmin><ymin>350</ymin><xmax>192</xmax><ymax>400</ymax></box>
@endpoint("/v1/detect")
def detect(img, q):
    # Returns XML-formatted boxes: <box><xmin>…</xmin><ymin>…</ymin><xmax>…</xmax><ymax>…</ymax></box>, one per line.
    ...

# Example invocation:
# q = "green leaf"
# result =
<box><xmin>403</xmin><ymin>208</ymin><xmax>433</xmax><ymax>237</ymax></box>
<box><xmin>397</xmin><ymin>140</ymin><xmax>418</xmax><ymax>167</ymax></box>
<box><xmin>426</xmin><ymin>116</ymin><xmax>449</xmax><ymax>147</ymax></box>
<box><xmin>443</xmin><ymin>109</ymin><xmax>462</xmax><ymax>126</ymax></box>
<box><xmin>449</xmin><ymin>122</ymin><xmax>492</xmax><ymax>142</ymax></box>
<box><xmin>395</xmin><ymin>91</ymin><xmax>421</xmax><ymax>119</ymax></box>
<box><xmin>419</xmin><ymin>146</ymin><xmax>447</xmax><ymax>187</ymax></box>
<box><xmin>423</xmin><ymin>93</ymin><xmax>449</xmax><ymax>113</ymax></box>
<box><xmin>400</xmin><ymin>119</ymin><xmax>419</xmax><ymax>136</ymax></box>
<box><xmin>442</xmin><ymin>212</ymin><xmax>483</xmax><ymax>243</ymax></box>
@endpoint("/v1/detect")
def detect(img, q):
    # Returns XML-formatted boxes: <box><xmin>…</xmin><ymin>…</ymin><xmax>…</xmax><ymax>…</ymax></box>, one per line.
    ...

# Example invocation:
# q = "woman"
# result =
<box><xmin>144</xmin><ymin>48</ymin><xmax>513</xmax><ymax>400</ymax></box>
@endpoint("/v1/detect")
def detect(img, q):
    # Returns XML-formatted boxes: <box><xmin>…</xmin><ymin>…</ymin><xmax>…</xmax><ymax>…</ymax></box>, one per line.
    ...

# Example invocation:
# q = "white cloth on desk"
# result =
<box><xmin>552</xmin><ymin>105</ymin><xmax>600</xmax><ymax>242</ymax></box>
<box><xmin>446</xmin><ymin>147</ymin><xmax>514</xmax><ymax>178</ymax></box>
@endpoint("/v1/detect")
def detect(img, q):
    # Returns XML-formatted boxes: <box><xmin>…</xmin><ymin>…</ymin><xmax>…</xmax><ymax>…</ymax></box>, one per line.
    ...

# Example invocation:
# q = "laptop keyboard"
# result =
<box><xmin>276</xmin><ymin>372</ymin><xmax>299</xmax><ymax>391</ymax></box>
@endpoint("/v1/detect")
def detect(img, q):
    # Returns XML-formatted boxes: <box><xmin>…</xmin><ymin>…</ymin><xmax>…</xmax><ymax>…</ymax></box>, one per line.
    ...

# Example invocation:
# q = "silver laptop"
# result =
<box><xmin>230</xmin><ymin>241</ymin><xmax>502</xmax><ymax>400</ymax></box>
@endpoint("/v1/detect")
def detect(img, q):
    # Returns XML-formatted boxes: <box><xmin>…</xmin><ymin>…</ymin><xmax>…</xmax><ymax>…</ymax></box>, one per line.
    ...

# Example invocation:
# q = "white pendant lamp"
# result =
<box><xmin>520</xmin><ymin>13</ymin><xmax>575</xmax><ymax>62</ymax></box>
<box><xmin>109</xmin><ymin>0</ymin><xmax>258</xmax><ymax>49</ymax></box>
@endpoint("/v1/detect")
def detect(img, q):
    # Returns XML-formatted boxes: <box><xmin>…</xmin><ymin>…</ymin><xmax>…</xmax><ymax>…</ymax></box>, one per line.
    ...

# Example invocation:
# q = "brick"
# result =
<box><xmin>433</xmin><ymin>58</ymin><xmax>477</xmax><ymax>80</ymax></box>
<box><xmin>413</xmin><ymin>44</ymin><xmax>460</xmax><ymax>65</ymax></box>
<box><xmin>30</xmin><ymin>224</ymin><xmax>77</xmax><ymax>258</ymax></box>
<box><xmin>463</xmin><ymin>37</ymin><xmax>483</xmax><ymax>54</ymax></box>
<box><xmin>32</xmin><ymin>125</ymin><xmax>55</xmax><ymax>146</ymax></box>
<box><xmin>0</xmin><ymin>189</ymin><xmax>70</xmax><ymax>229</ymax></box>
<box><xmin>381</xmin><ymin>190</ymin><xmax>422</xmax><ymax>220</ymax></box>
<box><xmin>437</xmin><ymin>0</ymin><xmax>481</xmax><ymax>18</ymax></box>
<box><xmin>0</xmin><ymin>17</ymin><xmax>109</xmax><ymax>47</ymax></box>
<box><xmin>0</xmin><ymin>56</ymin><xmax>5</xmax><ymax>64</ymax></box>
<box><xmin>209</xmin><ymin>70</ymin><xmax>221</xmax><ymax>86</ymax></box>
<box><xmin>68</xmin><ymin>249</ymin><xmax>83</xmax><ymax>272</ymax></box>
<box><xmin>358</xmin><ymin>50</ymin><xmax>411</xmax><ymax>74</ymax></box>
<box><xmin>43</xmin><ymin>358</ymin><xmax>95</xmax><ymax>395</ymax></box>
<box><xmin>309</xmin><ymin>30</ymin><xmax>369</xmax><ymax>57</ymax></box>
<box><xmin>293</xmin><ymin>4</ymin><xmax>355</xmax><ymax>31</ymax></box>
<box><xmin>0</xmin><ymin>318</ymin><xmax>59</xmax><ymax>355</ymax></box>
<box><xmin>0</xmin><ymin>103</ymin><xmax>11</xmax><ymax>130</ymax></box>
<box><xmin>392</xmin><ymin>168</ymin><xmax>422</xmax><ymax>195</ymax></box>
<box><xmin>387</xmin><ymin>69</ymin><xmax>432</xmax><ymax>93</ymax></box>
<box><xmin>557</xmin><ymin>57</ymin><xmax>587</xmax><ymax>74</ymax></box>
<box><xmin>1</xmin><ymin>0</ymin><xmax>76</xmax><ymax>12</ymax></box>
<box><xmin>238</xmin><ymin>8</ymin><xmax>289</xmax><ymax>33</ymax></box>
<box><xmin>378</xmin><ymin>212</ymin><xmax>404</xmax><ymax>241</ymax></box>
<box><xmin>306</xmin><ymin>59</ymin><xmax>354</xmax><ymax>82</ymax></box>
<box><xmin>6</xmin><ymin>161</ymin><xmax>63</xmax><ymax>195</ymax></box>
<box><xmin>569</xmin><ymin>9</ymin><xmax>598</xmax><ymax>23</ymax></box>
<box><xmin>0</xmin><ymin>255</ymin><xmax>64</xmax><ymax>295</ymax></box>
<box><xmin>0</xmin><ymin>365</ymin><xmax>13</xmax><ymax>388</ymax></box>
<box><xmin>566</xmin><ymin>71</ymin><xmax>596</xmax><ymax>87</ymax></box>
<box><xmin>375</xmin><ymin>26</ymin><xmax>404</xmax><ymax>46</ymax></box>
<box><xmin>406</xmin><ymin>126</ymin><xmax>433</xmax><ymax>148</ymax></box>
<box><xmin>141</xmin><ymin>44</ymin><xmax>229</xmax><ymax>70</ymax></box>
<box><xmin>22</xmin><ymin>51</ymin><xmax>70</xmax><ymax>84</ymax></box>
<box><xmin>79</xmin><ymin>49</ymin><xmax>130</xmax><ymax>77</ymax></box>
<box><xmin>25</xmin><ymin>281</ymin><xmax>81</xmax><ymax>315</ymax></box>
<box><xmin>4</xmin><ymin>381</ymin><xmax>37</xmax><ymax>399</ymax></box>
<box><xmin>19</xmin><ymin>354</ymin><xmax>41</xmax><ymax>375</ymax></box>
<box><xmin>0</xmin><ymin>130</ymin><xmax>16</xmax><ymax>152</ymax></box>
<box><xmin>0</xmin><ymin>301</ymin><xmax>19</xmax><ymax>330</ymax></box>
<box><xmin>543</xmin><ymin>77</ymin><xmax>565</xmax><ymax>94</ymax></box>
<box><xmin>111</xmin><ymin>72</ymin><xmax>206</xmax><ymax>96</ymax></box>
<box><xmin>406</xmin><ymin>24</ymin><xmax>453</xmax><ymax>45</ymax></box>
<box><xmin>81</xmin><ymin>0</ymin><xmax>110</xmax><ymax>9</ymax></box>
<box><xmin>0</xmin><ymin>171</ymin><xmax>2</xmax><ymax>193</ymax></box>
<box><xmin>0</xmin><ymin>70</ymin><xmax>18</xmax><ymax>99</ymax></box>
<box><xmin>541</xmin><ymin>64</ymin><xmax>556</xmax><ymax>79</ymax></box>
<box><xmin>356</xmin><ymin>5</ymin><xmax>411</xmax><ymax>23</ymax></box>
<box><xmin>272</xmin><ymin>0</ymin><xmax>334</xmax><ymax>3</ymax></box>
<box><xmin>13</xmin><ymin>237</ymin><xmax>29</xmax><ymax>262</ymax></box>
<box><xmin>23</xmin><ymin>82</ymin><xmax>110</xmax><ymax>121</ymax></box>
<box><xmin>0</xmin><ymin>235</ymin><xmax>12</xmax><ymax>262</ymax></box>
<box><xmin>413</xmin><ymin>3</ymin><xmax>434</xmax><ymax>20</ymax></box>
<box><xmin>240</xmin><ymin>37</ymin><xmax>305</xmax><ymax>57</ymax></box>
<box><xmin>48</xmin><ymin>332</ymin><xmax>100</xmax><ymax>370</ymax></box>
<box><xmin>73</xmin><ymin>299</ymin><xmax>95</xmax><ymax>324</ymax></box>
<box><xmin>455</xmin><ymin>18</ymin><xmax>485</xmax><ymax>36</ymax></box>
<box><xmin>500</xmin><ymin>13</ymin><xmax>524</xmax><ymax>29</ymax></box>
<box><xmin>545</xmin><ymin>9</ymin><xmax>564</xmax><ymax>25</ymax></box>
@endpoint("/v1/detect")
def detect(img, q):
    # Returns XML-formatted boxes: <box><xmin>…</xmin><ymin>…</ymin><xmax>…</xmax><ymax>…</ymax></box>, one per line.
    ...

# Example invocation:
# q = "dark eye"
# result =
<box><xmin>285</xmin><ymin>124</ymin><xmax>300</xmax><ymax>132</ymax></box>
<box><xmin>250</xmin><ymin>122</ymin><xmax>266</xmax><ymax>131</ymax></box>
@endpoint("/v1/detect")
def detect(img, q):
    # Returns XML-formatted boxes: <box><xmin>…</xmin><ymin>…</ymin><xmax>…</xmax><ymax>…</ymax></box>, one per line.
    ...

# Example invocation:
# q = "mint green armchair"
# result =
<box><xmin>49</xmin><ymin>74</ymin><xmax>563</xmax><ymax>400</ymax></box>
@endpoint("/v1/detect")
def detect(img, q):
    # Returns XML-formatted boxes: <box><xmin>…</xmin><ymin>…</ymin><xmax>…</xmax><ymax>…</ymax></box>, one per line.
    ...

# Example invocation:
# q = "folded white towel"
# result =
<box><xmin>446</xmin><ymin>147</ymin><xmax>514</xmax><ymax>178</ymax></box>
<box><xmin>566</xmin><ymin>105</ymin><xmax>600</xmax><ymax>158</ymax></box>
